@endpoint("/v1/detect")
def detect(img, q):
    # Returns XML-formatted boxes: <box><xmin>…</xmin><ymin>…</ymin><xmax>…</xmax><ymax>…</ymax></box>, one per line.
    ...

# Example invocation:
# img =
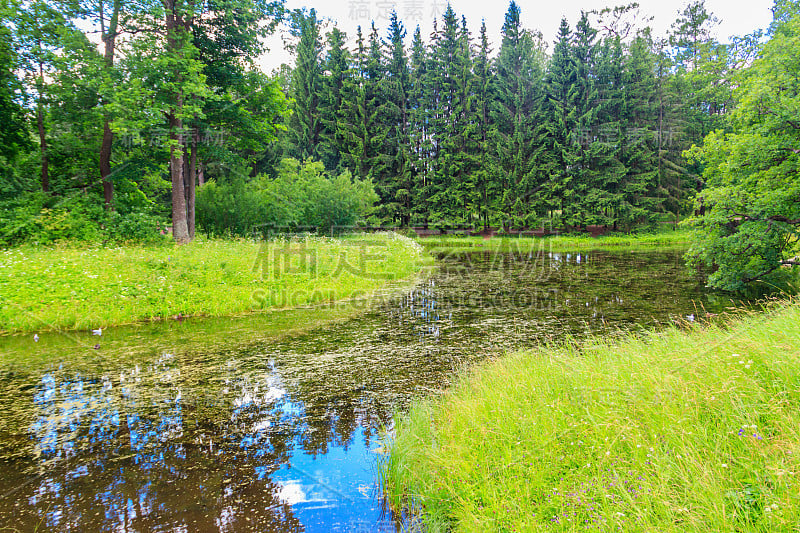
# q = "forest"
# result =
<box><xmin>1</xmin><ymin>0</ymin><xmax>799</xmax><ymax>288</ymax></box>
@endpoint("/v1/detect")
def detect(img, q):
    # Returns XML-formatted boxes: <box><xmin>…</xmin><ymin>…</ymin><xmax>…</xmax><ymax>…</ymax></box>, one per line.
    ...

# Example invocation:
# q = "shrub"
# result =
<box><xmin>0</xmin><ymin>192</ymin><xmax>168</xmax><ymax>246</ymax></box>
<box><xmin>196</xmin><ymin>158</ymin><xmax>379</xmax><ymax>237</ymax></box>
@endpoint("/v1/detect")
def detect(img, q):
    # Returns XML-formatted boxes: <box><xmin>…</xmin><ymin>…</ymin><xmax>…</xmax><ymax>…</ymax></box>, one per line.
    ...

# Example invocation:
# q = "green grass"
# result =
<box><xmin>418</xmin><ymin>228</ymin><xmax>691</xmax><ymax>254</ymax></box>
<box><xmin>385</xmin><ymin>301</ymin><xmax>800</xmax><ymax>532</ymax></box>
<box><xmin>0</xmin><ymin>233</ymin><xmax>427</xmax><ymax>334</ymax></box>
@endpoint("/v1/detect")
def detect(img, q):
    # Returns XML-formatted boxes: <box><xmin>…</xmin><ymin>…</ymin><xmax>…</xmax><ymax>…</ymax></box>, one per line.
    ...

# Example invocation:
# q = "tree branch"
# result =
<box><xmin>732</xmin><ymin>213</ymin><xmax>800</xmax><ymax>225</ymax></box>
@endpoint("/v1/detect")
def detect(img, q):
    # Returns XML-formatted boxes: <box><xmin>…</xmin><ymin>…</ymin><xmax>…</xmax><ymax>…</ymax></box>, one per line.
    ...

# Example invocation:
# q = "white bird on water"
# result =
<box><xmin>92</xmin><ymin>328</ymin><xmax>102</xmax><ymax>336</ymax></box>
<box><xmin>33</xmin><ymin>334</ymin><xmax>39</xmax><ymax>342</ymax></box>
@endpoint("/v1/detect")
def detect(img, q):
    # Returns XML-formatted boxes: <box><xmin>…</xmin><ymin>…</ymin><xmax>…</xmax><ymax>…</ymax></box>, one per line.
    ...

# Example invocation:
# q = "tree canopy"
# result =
<box><xmin>686</xmin><ymin>10</ymin><xmax>800</xmax><ymax>291</ymax></box>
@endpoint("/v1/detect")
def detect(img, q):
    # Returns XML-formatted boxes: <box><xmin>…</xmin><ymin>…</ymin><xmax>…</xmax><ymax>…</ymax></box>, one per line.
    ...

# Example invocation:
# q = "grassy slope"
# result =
<box><xmin>0</xmin><ymin>233</ymin><xmax>426</xmax><ymax>334</ymax></box>
<box><xmin>386</xmin><ymin>302</ymin><xmax>800</xmax><ymax>532</ymax></box>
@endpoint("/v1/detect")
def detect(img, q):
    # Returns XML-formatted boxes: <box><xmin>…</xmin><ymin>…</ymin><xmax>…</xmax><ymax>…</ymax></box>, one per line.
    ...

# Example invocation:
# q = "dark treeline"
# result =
<box><xmin>0</xmin><ymin>0</ymin><xmax>766</xmax><ymax>243</ymax></box>
<box><xmin>274</xmin><ymin>1</ymin><xmax>754</xmax><ymax>231</ymax></box>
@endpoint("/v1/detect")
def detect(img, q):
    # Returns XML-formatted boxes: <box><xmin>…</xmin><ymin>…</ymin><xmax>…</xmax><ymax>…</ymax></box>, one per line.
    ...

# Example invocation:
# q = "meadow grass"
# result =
<box><xmin>385</xmin><ymin>300</ymin><xmax>800</xmax><ymax>532</ymax></box>
<box><xmin>418</xmin><ymin>228</ymin><xmax>690</xmax><ymax>254</ymax></box>
<box><xmin>0</xmin><ymin>233</ymin><xmax>427</xmax><ymax>334</ymax></box>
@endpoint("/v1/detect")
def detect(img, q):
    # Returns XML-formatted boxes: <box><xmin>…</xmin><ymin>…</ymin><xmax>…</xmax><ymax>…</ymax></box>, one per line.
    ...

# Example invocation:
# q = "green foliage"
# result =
<box><xmin>0</xmin><ymin>0</ymin><xmax>773</xmax><ymax>245</ymax></box>
<box><xmin>196</xmin><ymin>158</ymin><xmax>379</xmax><ymax>236</ymax></box>
<box><xmin>285</xmin><ymin>9</ymin><xmax>324</xmax><ymax>162</ymax></box>
<box><xmin>0</xmin><ymin>23</ymin><xmax>29</xmax><ymax>174</ymax></box>
<box><xmin>0</xmin><ymin>193</ymin><xmax>167</xmax><ymax>245</ymax></box>
<box><xmin>318</xmin><ymin>26</ymin><xmax>350</xmax><ymax>171</ymax></box>
<box><xmin>686</xmin><ymin>12</ymin><xmax>800</xmax><ymax>291</ymax></box>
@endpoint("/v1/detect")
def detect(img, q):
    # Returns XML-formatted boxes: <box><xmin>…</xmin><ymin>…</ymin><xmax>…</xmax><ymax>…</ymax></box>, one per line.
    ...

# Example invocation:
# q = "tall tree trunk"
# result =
<box><xmin>36</xmin><ymin>58</ymin><xmax>48</xmax><ymax>193</ymax></box>
<box><xmin>169</xmin><ymin>113</ymin><xmax>190</xmax><ymax>243</ymax></box>
<box><xmin>165</xmin><ymin>0</ymin><xmax>190</xmax><ymax>243</ymax></box>
<box><xmin>99</xmin><ymin>0</ymin><xmax>121</xmax><ymax>210</ymax></box>
<box><xmin>187</xmin><ymin>128</ymin><xmax>196</xmax><ymax>238</ymax></box>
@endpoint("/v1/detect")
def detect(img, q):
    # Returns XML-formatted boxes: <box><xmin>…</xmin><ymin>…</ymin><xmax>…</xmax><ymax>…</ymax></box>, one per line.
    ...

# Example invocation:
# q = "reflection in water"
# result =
<box><xmin>0</xmin><ymin>249</ymin><xmax>742</xmax><ymax>531</ymax></box>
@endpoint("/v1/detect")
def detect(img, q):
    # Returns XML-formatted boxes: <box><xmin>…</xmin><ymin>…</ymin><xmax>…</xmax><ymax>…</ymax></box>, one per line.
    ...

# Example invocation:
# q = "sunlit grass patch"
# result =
<box><xmin>384</xmin><ymin>301</ymin><xmax>800</xmax><ymax>532</ymax></box>
<box><xmin>419</xmin><ymin>228</ymin><xmax>691</xmax><ymax>254</ymax></box>
<box><xmin>0</xmin><ymin>233</ymin><xmax>428</xmax><ymax>334</ymax></box>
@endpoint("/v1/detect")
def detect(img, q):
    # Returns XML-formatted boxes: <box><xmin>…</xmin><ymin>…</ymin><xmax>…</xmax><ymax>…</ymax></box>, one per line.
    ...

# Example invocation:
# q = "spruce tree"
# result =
<box><xmin>472</xmin><ymin>21</ymin><xmax>495</xmax><ymax>229</ymax></box>
<box><xmin>489</xmin><ymin>1</ymin><xmax>541</xmax><ymax>229</ymax></box>
<box><xmin>383</xmin><ymin>12</ymin><xmax>412</xmax><ymax>225</ymax></box>
<box><xmin>654</xmin><ymin>38</ymin><xmax>694</xmax><ymax>223</ymax></box>
<box><xmin>540</xmin><ymin>18</ymin><xmax>578</xmax><ymax>225</ymax></box>
<box><xmin>431</xmin><ymin>7</ymin><xmax>476</xmax><ymax>225</ymax></box>
<box><xmin>592</xmin><ymin>34</ymin><xmax>627</xmax><ymax>228</ymax></box>
<box><xmin>567</xmin><ymin>11</ymin><xmax>600</xmax><ymax>228</ymax></box>
<box><xmin>319</xmin><ymin>27</ymin><xmax>349</xmax><ymax>171</ymax></box>
<box><xmin>416</xmin><ymin>18</ymin><xmax>443</xmax><ymax>226</ymax></box>
<box><xmin>408</xmin><ymin>26</ymin><xmax>429</xmax><ymax>225</ymax></box>
<box><xmin>286</xmin><ymin>9</ymin><xmax>323</xmax><ymax>162</ymax></box>
<box><xmin>338</xmin><ymin>27</ymin><xmax>374</xmax><ymax>180</ymax></box>
<box><xmin>338</xmin><ymin>24</ymin><xmax>387</xmax><ymax>200</ymax></box>
<box><xmin>615</xmin><ymin>33</ymin><xmax>662</xmax><ymax>229</ymax></box>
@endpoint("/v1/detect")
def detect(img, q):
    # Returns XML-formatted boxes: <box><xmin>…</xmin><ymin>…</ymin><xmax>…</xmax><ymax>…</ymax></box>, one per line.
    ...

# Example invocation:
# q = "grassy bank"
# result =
<box><xmin>385</xmin><ymin>301</ymin><xmax>800</xmax><ymax>532</ymax></box>
<box><xmin>0</xmin><ymin>233</ymin><xmax>426</xmax><ymax>334</ymax></box>
<box><xmin>418</xmin><ymin>228</ymin><xmax>690</xmax><ymax>254</ymax></box>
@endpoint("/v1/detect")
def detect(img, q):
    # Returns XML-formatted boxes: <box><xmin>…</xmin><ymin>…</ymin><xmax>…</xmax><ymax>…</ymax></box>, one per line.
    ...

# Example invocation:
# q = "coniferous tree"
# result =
<box><xmin>540</xmin><ymin>18</ymin><xmax>578</xmax><ymax>224</ymax></box>
<box><xmin>362</xmin><ymin>22</ymin><xmax>394</xmax><ymax>220</ymax></box>
<box><xmin>472</xmin><ymin>21</ymin><xmax>495</xmax><ymax>229</ymax></box>
<box><xmin>489</xmin><ymin>1</ymin><xmax>542</xmax><ymax>229</ymax></box>
<box><xmin>286</xmin><ymin>9</ymin><xmax>324</xmax><ymax>162</ymax></box>
<box><xmin>455</xmin><ymin>15</ymin><xmax>480</xmax><ymax>225</ymax></box>
<box><xmin>654</xmin><ymin>38</ymin><xmax>694</xmax><ymax>223</ymax></box>
<box><xmin>669</xmin><ymin>1</ymin><xmax>726</xmax><ymax>146</ymax></box>
<box><xmin>338</xmin><ymin>27</ymin><xmax>382</xmax><ymax>183</ymax></box>
<box><xmin>614</xmin><ymin>33</ymin><xmax>661</xmax><ymax>229</ymax></box>
<box><xmin>383</xmin><ymin>12</ymin><xmax>412</xmax><ymax>225</ymax></box>
<box><xmin>567</xmin><ymin>11</ymin><xmax>600</xmax><ymax>228</ymax></box>
<box><xmin>408</xmin><ymin>26</ymin><xmax>428</xmax><ymax>225</ymax></box>
<box><xmin>431</xmin><ymin>7</ymin><xmax>475</xmax><ymax>224</ymax></box>
<box><xmin>266</xmin><ymin>0</ymin><xmax>742</xmax><ymax>231</ymax></box>
<box><xmin>414</xmin><ymin>19</ymin><xmax>443</xmax><ymax>227</ymax></box>
<box><xmin>318</xmin><ymin>27</ymin><xmax>349</xmax><ymax>171</ymax></box>
<box><xmin>592</xmin><ymin>34</ymin><xmax>627</xmax><ymax>227</ymax></box>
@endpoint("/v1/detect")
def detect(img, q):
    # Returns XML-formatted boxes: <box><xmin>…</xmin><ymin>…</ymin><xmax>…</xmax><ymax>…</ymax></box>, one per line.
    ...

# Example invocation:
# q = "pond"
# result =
<box><xmin>0</xmin><ymin>246</ymin><xmax>745</xmax><ymax>532</ymax></box>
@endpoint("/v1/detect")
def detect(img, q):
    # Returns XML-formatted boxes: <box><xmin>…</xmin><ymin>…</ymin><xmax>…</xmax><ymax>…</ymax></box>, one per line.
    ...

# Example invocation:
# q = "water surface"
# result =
<box><xmin>0</xmin><ymin>247</ymin><xmax>743</xmax><ymax>531</ymax></box>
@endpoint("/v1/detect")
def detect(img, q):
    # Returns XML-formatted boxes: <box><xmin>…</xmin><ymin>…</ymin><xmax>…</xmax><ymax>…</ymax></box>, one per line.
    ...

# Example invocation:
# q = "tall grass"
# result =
<box><xmin>385</xmin><ymin>301</ymin><xmax>800</xmax><ymax>532</ymax></box>
<box><xmin>0</xmin><ymin>233</ymin><xmax>426</xmax><ymax>334</ymax></box>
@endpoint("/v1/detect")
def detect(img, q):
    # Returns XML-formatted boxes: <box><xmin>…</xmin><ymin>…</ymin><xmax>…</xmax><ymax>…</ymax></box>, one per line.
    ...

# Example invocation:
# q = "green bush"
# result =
<box><xmin>196</xmin><ymin>158</ymin><xmax>379</xmax><ymax>237</ymax></box>
<box><xmin>102</xmin><ymin>211</ymin><xmax>169</xmax><ymax>244</ymax></box>
<box><xmin>0</xmin><ymin>192</ymin><xmax>168</xmax><ymax>246</ymax></box>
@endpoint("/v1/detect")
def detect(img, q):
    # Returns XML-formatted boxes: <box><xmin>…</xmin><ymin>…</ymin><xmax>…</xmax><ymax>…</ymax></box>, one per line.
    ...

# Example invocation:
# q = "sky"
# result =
<box><xmin>258</xmin><ymin>0</ymin><xmax>776</xmax><ymax>72</ymax></box>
